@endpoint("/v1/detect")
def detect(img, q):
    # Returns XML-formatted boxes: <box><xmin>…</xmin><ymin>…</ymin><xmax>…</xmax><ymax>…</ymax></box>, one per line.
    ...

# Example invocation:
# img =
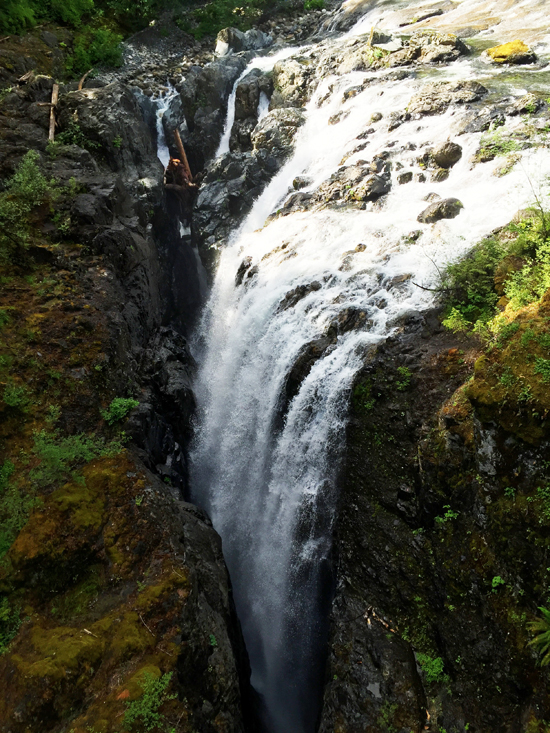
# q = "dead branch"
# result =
<box><xmin>138</xmin><ymin>613</ymin><xmax>155</xmax><ymax>636</ymax></box>
<box><xmin>17</xmin><ymin>70</ymin><xmax>34</xmax><ymax>84</ymax></box>
<box><xmin>0</xmin><ymin>36</ymin><xmax>10</xmax><ymax>43</ymax></box>
<box><xmin>48</xmin><ymin>83</ymin><xmax>59</xmax><ymax>142</ymax></box>
<box><xmin>173</xmin><ymin>129</ymin><xmax>193</xmax><ymax>182</ymax></box>
<box><xmin>78</xmin><ymin>69</ymin><xmax>93</xmax><ymax>91</ymax></box>
<box><xmin>412</xmin><ymin>281</ymin><xmax>450</xmax><ymax>292</ymax></box>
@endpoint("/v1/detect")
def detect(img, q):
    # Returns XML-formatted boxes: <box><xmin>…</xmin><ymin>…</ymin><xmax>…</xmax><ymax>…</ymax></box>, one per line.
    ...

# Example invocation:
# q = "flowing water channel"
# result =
<box><xmin>186</xmin><ymin>2</ymin><xmax>550</xmax><ymax>730</ymax></box>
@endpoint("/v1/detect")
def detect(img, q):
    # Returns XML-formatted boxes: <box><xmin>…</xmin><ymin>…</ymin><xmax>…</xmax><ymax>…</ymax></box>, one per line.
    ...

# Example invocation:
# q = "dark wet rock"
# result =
<box><xmin>193</xmin><ymin>150</ymin><xmax>276</xmax><ymax>275</ymax></box>
<box><xmin>58</xmin><ymin>83</ymin><xmax>163</xmax><ymax>185</ymax></box>
<box><xmin>431</xmin><ymin>167</ymin><xmax>449</xmax><ymax>182</ymax></box>
<box><xmin>176</xmin><ymin>55</ymin><xmax>247</xmax><ymax>170</ymax></box>
<box><xmin>432</xmin><ymin>141</ymin><xmax>462</xmax><ymax>168</ymax></box>
<box><xmin>455</xmin><ymin>106</ymin><xmax>506</xmax><ymax>135</ymax></box>
<box><xmin>293</xmin><ymin>175</ymin><xmax>312</xmax><ymax>190</ymax></box>
<box><xmin>408</xmin><ymin>80</ymin><xmax>488</xmax><ymax>116</ymax></box>
<box><xmin>278</xmin><ymin>281</ymin><xmax>322</xmax><ymax>311</ymax></box>
<box><xmin>398</xmin><ymin>171</ymin><xmax>413</xmax><ymax>184</ymax></box>
<box><xmin>418</xmin><ymin>197</ymin><xmax>463</xmax><ymax>223</ymax></box>
<box><xmin>215</xmin><ymin>26</ymin><xmax>272</xmax><ymax>56</ymax></box>
<box><xmin>251</xmin><ymin>107</ymin><xmax>306</xmax><ymax>161</ymax></box>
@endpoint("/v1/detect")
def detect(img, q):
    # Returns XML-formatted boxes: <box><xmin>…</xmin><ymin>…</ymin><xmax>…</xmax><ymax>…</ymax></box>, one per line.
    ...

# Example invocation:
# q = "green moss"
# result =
<box><xmin>14</xmin><ymin>624</ymin><xmax>104</xmax><ymax>679</ymax></box>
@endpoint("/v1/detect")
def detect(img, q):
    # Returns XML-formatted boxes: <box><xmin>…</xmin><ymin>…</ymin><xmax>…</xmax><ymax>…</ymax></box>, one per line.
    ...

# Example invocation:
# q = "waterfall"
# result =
<box><xmin>154</xmin><ymin>84</ymin><xmax>179</xmax><ymax>168</ymax></box>
<box><xmin>190</xmin><ymin>4</ymin><xmax>550</xmax><ymax>732</ymax></box>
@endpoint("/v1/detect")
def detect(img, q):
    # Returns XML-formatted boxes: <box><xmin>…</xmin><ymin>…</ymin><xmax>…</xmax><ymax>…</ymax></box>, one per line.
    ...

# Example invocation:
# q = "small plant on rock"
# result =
<box><xmin>101</xmin><ymin>397</ymin><xmax>139</xmax><ymax>425</ymax></box>
<box><xmin>123</xmin><ymin>671</ymin><xmax>176</xmax><ymax>732</ymax></box>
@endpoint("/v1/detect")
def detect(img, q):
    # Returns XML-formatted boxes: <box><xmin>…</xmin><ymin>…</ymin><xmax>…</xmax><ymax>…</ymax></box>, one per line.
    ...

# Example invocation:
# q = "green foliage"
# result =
<box><xmin>529</xmin><ymin>606</ymin><xmax>550</xmax><ymax>666</ymax></box>
<box><xmin>0</xmin><ymin>596</ymin><xmax>21</xmax><ymax>654</ymax></box>
<box><xmin>0</xmin><ymin>309</ymin><xmax>11</xmax><ymax>329</ymax></box>
<box><xmin>442</xmin><ymin>210</ymin><xmax>550</xmax><ymax>339</ymax></box>
<box><xmin>304</xmin><ymin>0</ymin><xmax>324</xmax><ymax>8</ymax></box>
<box><xmin>0</xmin><ymin>0</ymin><xmax>35</xmax><ymax>34</ymax></box>
<box><xmin>491</xmin><ymin>575</ymin><xmax>505</xmax><ymax>592</ymax></box>
<box><xmin>527</xmin><ymin>485</ymin><xmax>550</xmax><ymax>523</ymax></box>
<box><xmin>0</xmin><ymin>150</ymin><xmax>51</xmax><ymax>260</ymax></box>
<box><xmin>416</xmin><ymin>653</ymin><xmax>449</xmax><ymax>685</ymax></box>
<box><xmin>56</xmin><ymin>120</ymin><xmax>100</xmax><ymax>151</ymax></box>
<box><xmin>435</xmin><ymin>505</ymin><xmax>459</xmax><ymax>524</ymax></box>
<box><xmin>30</xmin><ymin>429</ymin><xmax>125</xmax><ymax>487</ymax></box>
<box><xmin>66</xmin><ymin>27</ymin><xmax>123</xmax><ymax>75</ymax></box>
<box><xmin>3</xmin><ymin>383</ymin><xmax>29</xmax><ymax>411</ymax></box>
<box><xmin>123</xmin><ymin>671</ymin><xmax>176</xmax><ymax>732</ymax></box>
<box><xmin>476</xmin><ymin>129</ymin><xmax>520</xmax><ymax>161</ymax></box>
<box><xmin>101</xmin><ymin>397</ymin><xmax>139</xmax><ymax>425</ymax></box>
<box><xmin>352</xmin><ymin>381</ymin><xmax>375</xmax><ymax>412</ymax></box>
<box><xmin>0</xmin><ymin>460</ymin><xmax>37</xmax><ymax>558</ymax></box>
<box><xmin>396</xmin><ymin>366</ymin><xmax>412</xmax><ymax>391</ymax></box>
<box><xmin>534</xmin><ymin>357</ymin><xmax>550</xmax><ymax>383</ymax></box>
<box><xmin>179</xmin><ymin>0</ymin><xmax>270</xmax><ymax>39</ymax></box>
<box><xmin>209</xmin><ymin>633</ymin><xmax>217</xmax><ymax>647</ymax></box>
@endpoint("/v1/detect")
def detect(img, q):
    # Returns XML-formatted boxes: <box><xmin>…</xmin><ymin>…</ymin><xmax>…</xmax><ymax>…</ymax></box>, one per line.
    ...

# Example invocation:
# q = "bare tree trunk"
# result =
<box><xmin>174</xmin><ymin>129</ymin><xmax>193</xmax><ymax>182</ymax></box>
<box><xmin>48</xmin><ymin>84</ymin><xmax>59</xmax><ymax>142</ymax></box>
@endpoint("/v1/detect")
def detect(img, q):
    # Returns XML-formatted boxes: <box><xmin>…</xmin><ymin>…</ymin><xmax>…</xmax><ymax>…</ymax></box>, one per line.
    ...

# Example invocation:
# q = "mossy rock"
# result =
<box><xmin>486</xmin><ymin>40</ymin><xmax>536</xmax><ymax>65</ymax></box>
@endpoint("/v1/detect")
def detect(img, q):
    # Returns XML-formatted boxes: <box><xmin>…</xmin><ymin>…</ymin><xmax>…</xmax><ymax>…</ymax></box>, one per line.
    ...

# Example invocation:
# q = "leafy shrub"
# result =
<box><xmin>101</xmin><ymin>397</ymin><xmax>139</xmax><ymax>425</ymax></box>
<box><xmin>180</xmin><ymin>0</ymin><xmax>270</xmax><ymax>39</ymax></box>
<box><xmin>534</xmin><ymin>357</ymin><xmax>550</xmax><ymax>383</ymax></box>
<box><xmin>0</xmin><ymin>460</ymin><xmax>37</xmax><ymax>558</ymax></box>
<box><xmin>123</xmin><ymin>671</ymin><xmax>176</xmax><ymax>731</ymax></box>
<box><xmin>0</xmin><ymin>0</ymin><xmax>35</xmax><ymax>33</ymax></box>
<box><xmin>416</xmin><ymin>653</ymin><xmax>449</xmax><ymax>685</ymax></box>
<box><xmin>529</xmin><ymin>606</ymin><xmax>550</xmax><ymax>666</ymax></box>
<box><xmin>56</xmin><ymin>120</ymin><xmax>100</xmax><ymax>151</ymax></box>
<box><xmin>66</xmin><ymin>27</ymin><xmax>123</xmax><ymax>75</ymax></box>
<box><xmin>0</xmin><ymin>597</ymin><xmax>21</xmax><ymax>654</ymax></box>
<box><xmin>30</xmin><ymin>429</ymin><xmax>125</xmax><ymax>487</ymax></box>
<box><xmin>0</xmin><ymin>150</ymin><xmax>51</xmax><ymax>260</ymax></box>
<box><xmin>3</xmin><ymin>383</ymin><xmax>29</xmax><ymax>411</ymax></box>
<box><xmin>396</xmin><ymin>366</ymin><xmax>412</xmax><ymax>391</ymax></box>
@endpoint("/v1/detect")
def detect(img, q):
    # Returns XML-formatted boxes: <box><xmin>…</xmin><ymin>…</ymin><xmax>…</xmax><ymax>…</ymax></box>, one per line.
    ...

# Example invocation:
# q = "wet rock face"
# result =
<box><xmin>230</xmin><ymin>69</ymin><xmax>274</xmax><ymax>153</ymax></box>
<box><xmin>176</xmin><ymin>55</ymin><xmax>247</xmax><ymax>171</ymax></box>
<box><xmin>321</xmin><ymin>311</ymin><xmax>550</xmax><ymax>732</ymax></box>
<box><xmin>270</xmin><ymin>57</ymin><xmax>317</xmax><ymax>109</ymax></box>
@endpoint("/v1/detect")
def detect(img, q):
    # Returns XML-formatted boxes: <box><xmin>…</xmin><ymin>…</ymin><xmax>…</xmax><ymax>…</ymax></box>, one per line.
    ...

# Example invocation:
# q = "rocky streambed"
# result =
<box><xmin>2</xmin><ymin>0</ymin><xmax>550</xmax><ymax>732</ymax></box>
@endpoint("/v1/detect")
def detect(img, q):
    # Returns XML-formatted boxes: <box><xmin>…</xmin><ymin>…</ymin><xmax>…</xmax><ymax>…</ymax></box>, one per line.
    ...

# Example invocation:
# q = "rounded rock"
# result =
<box><xmin>432</xmin><ymin>141</ymin><xmax>462</xmax><ymax>168</ymax></box>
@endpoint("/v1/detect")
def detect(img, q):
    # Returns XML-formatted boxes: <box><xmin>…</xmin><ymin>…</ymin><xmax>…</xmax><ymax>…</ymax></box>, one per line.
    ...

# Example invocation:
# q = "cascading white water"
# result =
<box><xmin>190</xmin><ymin>3</ymin><xmax>550</xmax><ymax>732</ymax></box>
<box><xmin>216</xmin><ymin>46</ymin><xmax>306</xmax><ymax>158</ymax></box>
<box><xmin>154</xmin><ymin>85</ymin><xmax>179</xmax><ymax>168</ymax></box>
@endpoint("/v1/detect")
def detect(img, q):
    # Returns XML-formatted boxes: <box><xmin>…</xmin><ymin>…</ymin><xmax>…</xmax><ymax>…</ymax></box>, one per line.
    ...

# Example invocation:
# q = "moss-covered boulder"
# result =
<box><xmin>486</xmin><ymin>40</ymin><xmax>536</xmax><ymax>64</ymax></box>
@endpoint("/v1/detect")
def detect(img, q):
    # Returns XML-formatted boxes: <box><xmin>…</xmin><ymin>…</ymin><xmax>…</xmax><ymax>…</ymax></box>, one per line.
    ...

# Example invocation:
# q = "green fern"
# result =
<box><xmin>528</xmin><ymin>606</ymin><xmax>550</xmax><ymax>665</ymax></box>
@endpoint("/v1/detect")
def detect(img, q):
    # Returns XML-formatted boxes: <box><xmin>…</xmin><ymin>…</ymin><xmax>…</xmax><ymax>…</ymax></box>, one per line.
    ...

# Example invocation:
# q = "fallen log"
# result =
<box><xmin>173</xmin><ymin>129</ymin><xmax>193</xmax><ymax>182</ymax></box>
<box><xmin>48</xmin><ymin>83</ymin><xmax>59</xmax><ymax>142</ymax></box>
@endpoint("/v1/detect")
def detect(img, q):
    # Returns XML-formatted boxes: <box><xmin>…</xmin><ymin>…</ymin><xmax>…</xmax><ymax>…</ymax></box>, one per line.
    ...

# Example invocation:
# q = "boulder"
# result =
<box><xmin>486</xmin><ymin>40</ymin><xmax>536</xmax><ymax>65</ymax></box>
<box><xmin>417</xmin><ymin>197</ymin><xmax>463</xmax><ymax>223</ymax></box>
<box><xmin>270</xmin><ymin>58</ymin><xmax>316</xmax><ymax>109</ymax></box>
<box><xmin>408</xmin><ymin>80</ymin><xmax>488</xmax><ymax>116</ymax></box>
<box><xmin>432</xmin><ymin>141</ymin><xmax>462</xmax><ymax>168</ymax></box>
<box><xmin>387</xmin><ymin>30</ymin><xmax>468</xmax><ymax>67</ymax></box>
<box><xmin>251</xmin><ymin>107</ymin><xmax>306</xmax><ymax>162</ymax></box>
<box><xmin>215</xmin><ymin>27</ymin><xmax>272</xmax><ymax>56</ymax></box>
